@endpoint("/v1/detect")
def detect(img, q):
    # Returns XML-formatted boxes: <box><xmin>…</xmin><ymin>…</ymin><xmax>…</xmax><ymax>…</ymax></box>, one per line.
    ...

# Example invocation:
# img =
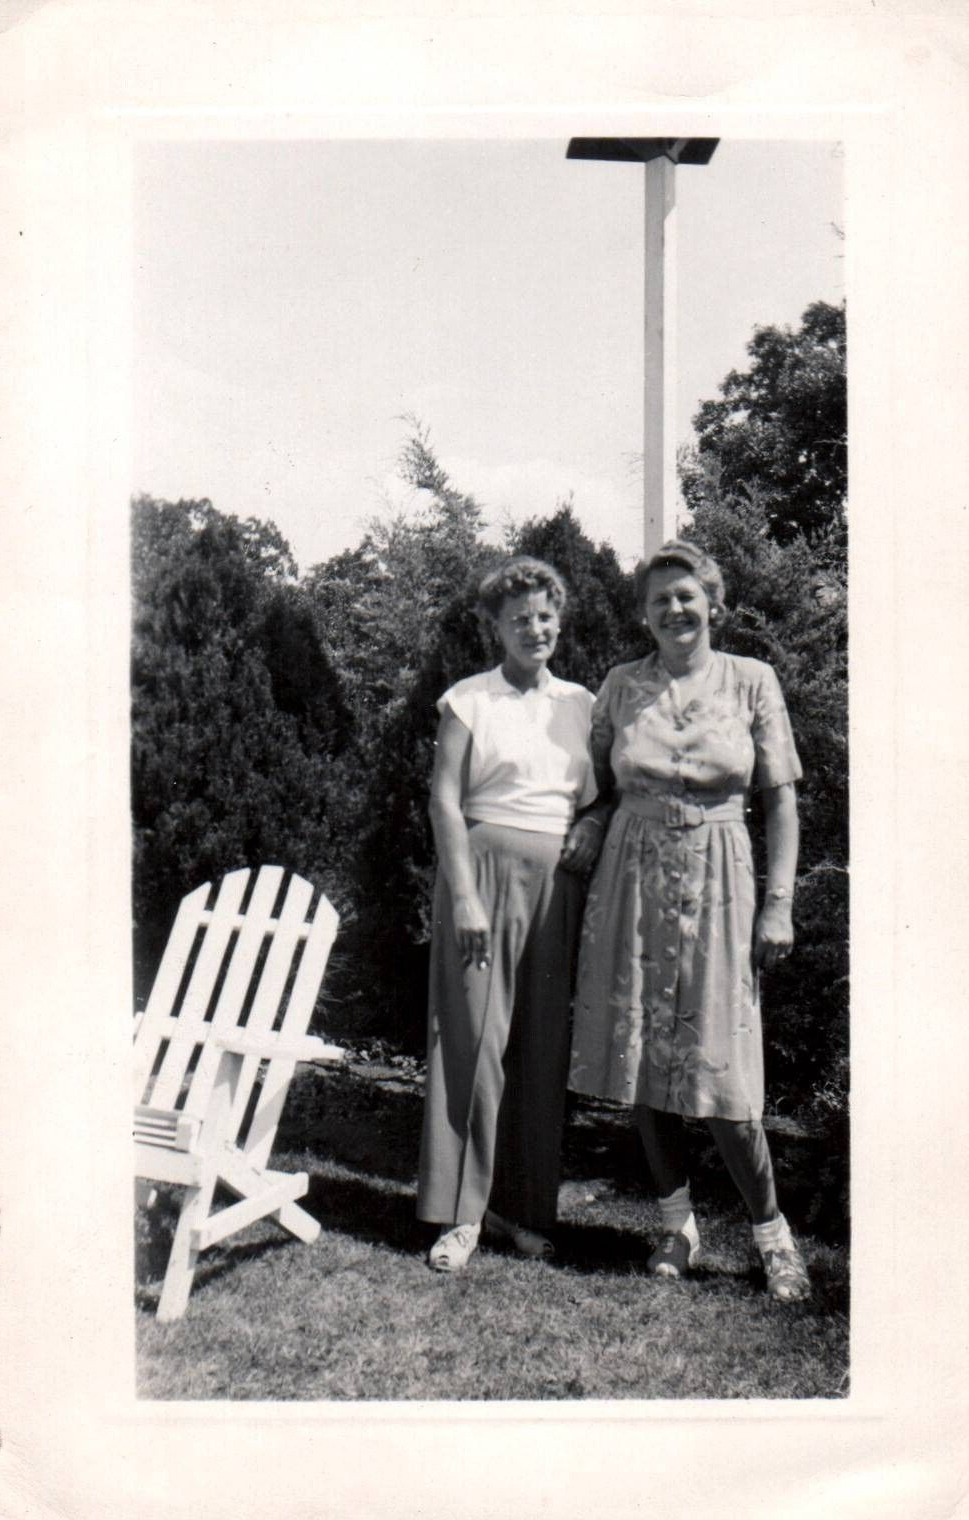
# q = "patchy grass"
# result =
<box><xmin>135</xmin><ymin>1065</ymin><xmax>849</xmax><ymax>1402</ymax></box>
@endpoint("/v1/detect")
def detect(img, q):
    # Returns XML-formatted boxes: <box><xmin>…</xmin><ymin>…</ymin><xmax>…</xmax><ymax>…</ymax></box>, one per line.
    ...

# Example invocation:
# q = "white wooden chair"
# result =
<box><xmin>134</xmin><ymin>865</ymin><xmax>344</xmax><ymax>1322</ymax></box>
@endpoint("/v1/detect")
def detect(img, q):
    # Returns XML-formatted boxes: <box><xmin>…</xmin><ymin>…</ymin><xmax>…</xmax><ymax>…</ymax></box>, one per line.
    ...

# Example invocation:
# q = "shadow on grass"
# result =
<box><xmin>302</xmin><ymin>1170</ymin><xmax>425</xmax><ymax>1254</ymax></box>
<box><xmin>135</xmin><ymin>1233</ymin><xmax>296</xmax><ymax>1315</ymax></box>
<box><xmin>279</xmin><ymin>1067</ymin><xmax>424</xmax><ymax>1186</ymax></box>
<box><xmin>137</xmin><ymin>1065</ymin><xmax>848</xmax><ymax>1317</ymax></box>
<box><xmin>137</xmin><ymin>1161</ymin><xmax>848</xmax><ymax>1325</ymax></box>
<box><xmin>298</xmin><ymin>1169</ymin><xmax>652</xmax><ymax>1278</ymax></box>
<box><xmin>281</xmin><ymin>1068</ymin><xmax>848</xmax><ymax>1244</ymax></box>
<box><xmin>297</xmin><ymin>1172</ymin><xmax>701</xmax><ymax>1283</ymax></box>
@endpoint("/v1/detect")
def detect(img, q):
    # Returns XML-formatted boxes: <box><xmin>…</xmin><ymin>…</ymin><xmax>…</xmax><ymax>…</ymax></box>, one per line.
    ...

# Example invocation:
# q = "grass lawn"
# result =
<box><xmin>135</xmin><ymin>1063</ymin><xmax>849</xmax><ymax>1402</ymax></box>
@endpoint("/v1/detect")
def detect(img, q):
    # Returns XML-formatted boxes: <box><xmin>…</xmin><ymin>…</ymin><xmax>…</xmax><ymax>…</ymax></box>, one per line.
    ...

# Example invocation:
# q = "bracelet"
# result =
<box><xmin>765</xmin><ymin>887</ymin><xmax>792</xmax><ymax>901</ymax></box>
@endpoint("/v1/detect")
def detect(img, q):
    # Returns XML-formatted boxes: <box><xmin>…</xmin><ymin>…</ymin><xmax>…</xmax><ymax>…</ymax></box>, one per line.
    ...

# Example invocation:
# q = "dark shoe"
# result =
<box><xmin>484</xmin><ymin>1209</ymin><xmax>554</xmax><ymax>1259</ymax></box>
<box><xmin>647</xmin><ymin>1230</ymin><xmax>700</xmax><ymax>1278</ymax></box>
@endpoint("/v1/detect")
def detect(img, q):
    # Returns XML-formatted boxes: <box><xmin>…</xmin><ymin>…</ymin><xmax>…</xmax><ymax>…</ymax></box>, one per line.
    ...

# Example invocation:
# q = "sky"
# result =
<box><xmin>133</xmin><ymin>137</ymin><xmax>843</xmax><ymax>572</ymax></box>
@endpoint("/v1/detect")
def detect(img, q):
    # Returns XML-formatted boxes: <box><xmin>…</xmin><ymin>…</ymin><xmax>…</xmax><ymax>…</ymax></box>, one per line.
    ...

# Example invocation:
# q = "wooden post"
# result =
<box><xmin>565</xmin><ymin>138</ymin><xmax>719</xmax><ymax>562</ymax></box>
<box><xmin>643</xmin><ymin>156</ymin><xmax>678</xmax><ymax>558</ymax></box>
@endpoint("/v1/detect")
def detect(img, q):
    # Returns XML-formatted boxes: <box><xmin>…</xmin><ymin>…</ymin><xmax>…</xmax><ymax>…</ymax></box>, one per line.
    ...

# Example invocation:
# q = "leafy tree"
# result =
<box><xmin>681</xmin><ymin>301</ymin><xmax>846</xmax><ymax>545</ymax></box>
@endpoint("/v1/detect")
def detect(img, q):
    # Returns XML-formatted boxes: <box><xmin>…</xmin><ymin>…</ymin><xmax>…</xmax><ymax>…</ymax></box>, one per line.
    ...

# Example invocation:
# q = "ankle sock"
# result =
<box><xmin>658</xmin><ymin>1184</ymin><xmax>698</xmax><ymax>1248</ymax></box>
<box><xmin>752</xmin><ymin>1212</ymin><xmax>794</xmax><ymax>1256</ymax></box>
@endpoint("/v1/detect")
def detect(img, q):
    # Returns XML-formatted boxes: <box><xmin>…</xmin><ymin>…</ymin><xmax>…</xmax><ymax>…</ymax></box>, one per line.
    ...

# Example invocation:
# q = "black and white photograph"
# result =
<box><xmin>1</xmin><ymin>4</ymin><xmax>966</xmax><ymax>1518</ymax></box>
<box><xmin>130</xmin><ymin>135</ymin><xmax>849</xmax><ymax>1399</ymax></box>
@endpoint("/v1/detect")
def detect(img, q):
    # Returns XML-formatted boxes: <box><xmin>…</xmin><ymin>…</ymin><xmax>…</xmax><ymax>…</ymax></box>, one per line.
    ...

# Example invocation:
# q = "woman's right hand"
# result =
<box><xmin>453</xmin><ymin>893</ymin><xmax>491</xmax><ymax>970</ymax></box>
<box><xmin>560</xmin><ymin>815</ymin><xmax>606</xmax><ymax>875</ymax></box>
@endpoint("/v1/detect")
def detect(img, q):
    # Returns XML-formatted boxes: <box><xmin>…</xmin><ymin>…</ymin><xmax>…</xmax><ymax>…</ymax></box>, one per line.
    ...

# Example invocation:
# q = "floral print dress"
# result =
<box><xmin>568</xmin><ymin>652</ymin><xmax>802</xmax><ymax>1121</ymax></box>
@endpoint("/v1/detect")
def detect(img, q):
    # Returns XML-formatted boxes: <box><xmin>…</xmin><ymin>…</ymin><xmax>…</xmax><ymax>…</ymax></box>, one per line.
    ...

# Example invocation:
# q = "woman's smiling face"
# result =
<box><xmin>493</xmin><ymin>589</ymin><xmax>561</xmax><ymax>678</ymax></box>
<box><xmin>643</xmin><ymin>566</ymin><xmax>711</xmax><ymax>657</ymax></box>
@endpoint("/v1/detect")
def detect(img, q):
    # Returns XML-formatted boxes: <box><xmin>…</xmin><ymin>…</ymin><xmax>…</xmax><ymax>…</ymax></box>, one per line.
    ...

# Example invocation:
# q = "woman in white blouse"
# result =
<box><xmin>416</xmin><ymin>557</ymin><xmax>605</xmax><ymax>1272</ymax></box>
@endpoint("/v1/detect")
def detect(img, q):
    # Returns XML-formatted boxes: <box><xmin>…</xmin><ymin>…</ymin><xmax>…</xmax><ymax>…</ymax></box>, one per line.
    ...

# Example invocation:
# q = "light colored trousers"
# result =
<box><xmin>417</xmin><ymin>821</ymin><xmax>583</xmax><ymax>1231</ymax></box>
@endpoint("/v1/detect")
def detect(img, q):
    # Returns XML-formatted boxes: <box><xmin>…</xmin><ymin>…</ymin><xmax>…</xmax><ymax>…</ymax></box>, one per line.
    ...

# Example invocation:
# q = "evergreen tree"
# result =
<box><xmin>131</xmin><ymin>402</ymin><xmax>848</xmax><ymax>1156</ymax></box>
<box><xmin>510</xmin><ymin>501</ymin><xmax>640</xmax><ymax>690</ymax></box>
<box><xmin>131</xmin><ymin>496</ymin><xmax>349</xmax><ymax>1000</ymax></box>
<box><xmin>685</xmin><ymin>485</ymin><xmax>848</xmax><ymax>1135</ymax></box>
<box><xmin>305</xmin><ymin>429</ymin><xmax>498</xmax><ymax>1041</ymax></box>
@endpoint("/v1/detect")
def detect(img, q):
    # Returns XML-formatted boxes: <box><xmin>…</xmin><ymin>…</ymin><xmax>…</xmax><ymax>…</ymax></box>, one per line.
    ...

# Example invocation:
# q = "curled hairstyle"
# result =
<box><xmin>476</xmin><ymin>556</ymin><xmax>568</xmax><ymax>623</ymax></box>
<box><xmin>634</xmin><ymin>539</ymin><xmax>727</xmax><ymax>628</ymax></box>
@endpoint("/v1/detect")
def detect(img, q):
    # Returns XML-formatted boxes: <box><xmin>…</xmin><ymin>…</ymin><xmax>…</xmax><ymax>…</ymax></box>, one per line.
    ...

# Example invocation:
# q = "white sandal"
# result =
<box><xmin>428</xmin><ymin>1222</ymin><xmax>481</xmax><ymax>1273</ymax></box>
<box><xmin>762</xmin><ymin>1245</ymin><xmax>811</xmax><ymax>1303</ymax></box>
<box><xmin>484</xmin><ymin>1209</ymin><xmax>554</xmax><ymax>1260</ymax></box>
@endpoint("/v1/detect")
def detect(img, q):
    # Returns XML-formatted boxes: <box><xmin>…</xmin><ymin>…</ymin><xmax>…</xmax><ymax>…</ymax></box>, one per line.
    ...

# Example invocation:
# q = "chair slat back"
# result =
<box><xmin>133</xmin><ymin>880</ymin><xmax>214</xmax><ymax>1102</ymax></box>
<box><xmin>242</xmin><ymin>894</ymin><xmax>340</xmax><ymax>1171</ymax></box>
<box><xmin>221</xmin><ymin>871</ymin><xmax>314</xmax><ymax>1141</ymax></box>
<box><xmin>166</xmin><ymin>865</ymin><xmax>290</xmax><ymax>1123</ymax></box>
<box><xmin>134</xmin><ymin>866</ymin><xmax>337</xmax><ymax>1137</ymax></box>
<box><xmin>139</xmin><ymin>867</ymin><xmax>278</xmax><ymax>1115</ymax></box>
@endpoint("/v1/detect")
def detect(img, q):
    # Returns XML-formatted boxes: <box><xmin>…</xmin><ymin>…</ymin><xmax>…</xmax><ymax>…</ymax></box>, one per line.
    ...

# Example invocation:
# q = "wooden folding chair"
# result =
<box><xmin>133</xmin><ymin>865</ymin><xmax>343</xmax><ymax>1322</ymax></box>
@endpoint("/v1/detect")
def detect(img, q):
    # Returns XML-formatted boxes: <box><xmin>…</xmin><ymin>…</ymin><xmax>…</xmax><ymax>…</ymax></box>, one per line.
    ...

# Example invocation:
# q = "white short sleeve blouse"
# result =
<box><xmin>439</xmin><ymin>666</ymin><xmax>596</xmax><ymax>836</ymax></box>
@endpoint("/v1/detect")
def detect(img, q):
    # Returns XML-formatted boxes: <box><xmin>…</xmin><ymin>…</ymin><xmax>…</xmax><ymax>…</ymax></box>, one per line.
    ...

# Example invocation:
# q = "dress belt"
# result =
<box><xmin>618</xmin><ymin>792</ymin><xmax>746</xmax><ymax>828</ymax></box>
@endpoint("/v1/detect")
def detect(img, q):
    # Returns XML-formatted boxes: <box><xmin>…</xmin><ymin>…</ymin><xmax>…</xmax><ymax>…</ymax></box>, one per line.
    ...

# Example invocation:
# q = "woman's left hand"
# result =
<box><xmin>560</xmin><ymin>817</ymin><xmax>604</xmax><ymax>875</ymax></box>
<box><xmin>754</xmin><ymin>900</ymin><xmax>794</xmax><ymax>971</ymax></box>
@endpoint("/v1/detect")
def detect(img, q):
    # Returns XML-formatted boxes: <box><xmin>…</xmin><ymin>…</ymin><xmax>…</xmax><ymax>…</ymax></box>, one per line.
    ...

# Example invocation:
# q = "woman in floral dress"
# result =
<box><xmin>569</xmin><ymin>540</ymin><xmax>811</xmax><ymax>1302</ymax></box>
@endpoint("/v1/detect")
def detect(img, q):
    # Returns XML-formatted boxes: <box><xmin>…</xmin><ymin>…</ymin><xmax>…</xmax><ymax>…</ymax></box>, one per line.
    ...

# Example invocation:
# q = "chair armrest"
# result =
<box><xmin>134</xmin><ymin>1104</ymin><xmax>201</xmax><ymax>1152</ymax></box>
<box><xmin>214</xmin><ymin>1031</ymin><xmax>345</xmax><ymax>1065</ymax></box>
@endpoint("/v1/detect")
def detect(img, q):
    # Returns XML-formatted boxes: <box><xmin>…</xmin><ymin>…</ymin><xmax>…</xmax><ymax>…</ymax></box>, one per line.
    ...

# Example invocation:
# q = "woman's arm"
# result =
<box><xmin>559</xmin><ymin>682</ymin><xmax>619</xmax><ymax>875</ymax></box>
<box><xmin>559</xmin><ymin>788</ymin><xmax>616</xmax><ymax>873</ymax></box>
<box><xmin>428</xmin><ymin>707</ymin><xmax>491</xmax><ymax>969</ymax></box>
<box><xmin>753</xmin><ymin>780</ymin><xmax>799</xmax><ymax>971</ymax></box>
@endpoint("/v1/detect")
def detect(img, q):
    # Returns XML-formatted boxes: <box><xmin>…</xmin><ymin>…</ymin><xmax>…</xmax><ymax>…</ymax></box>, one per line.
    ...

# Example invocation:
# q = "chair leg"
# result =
<box><xmin>156</xmin><ymin>1176</ymin><xmax>216</xmax><ymax>1323</ymax></box>
<box><xmin>276</xmin><ymin>1199</ymin><xmax>322</xmax><ymax>1243</ymax></box>
<box><xmin>220</xmin><ymin>1151</ymin><xmax>322</xmax><ymax>1245</ymax></box>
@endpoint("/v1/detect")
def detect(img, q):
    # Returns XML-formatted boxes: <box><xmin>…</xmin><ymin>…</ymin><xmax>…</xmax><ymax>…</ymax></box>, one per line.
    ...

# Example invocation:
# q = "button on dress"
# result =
<box><xmin>568</xmin><ymin>652</ymin><xmax>802</xmax><ymax>1121</ymax></box>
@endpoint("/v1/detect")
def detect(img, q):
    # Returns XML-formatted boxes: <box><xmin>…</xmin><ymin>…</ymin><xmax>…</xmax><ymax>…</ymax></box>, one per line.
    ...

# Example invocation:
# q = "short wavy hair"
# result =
<box><xmin>476</xmin><ymin>556</ymin><xmax>568</xmax><ymax>621</ymax></box>
<box><xmin>633</xmin><ymin>539</ymin><xmax>727</xmax><ymax>627</ymax></box>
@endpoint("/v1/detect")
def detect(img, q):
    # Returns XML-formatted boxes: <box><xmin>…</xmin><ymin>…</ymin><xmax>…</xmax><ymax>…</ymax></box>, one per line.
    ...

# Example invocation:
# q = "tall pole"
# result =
<box><xmin>643</xmin><ymin>155</ymin><xmax>678</xmax><ymax>557</ymax></box>
<box><xmin>566</xmin><ymin>138</ymin><xmax>719</xmax><ymax>560</ymax></box>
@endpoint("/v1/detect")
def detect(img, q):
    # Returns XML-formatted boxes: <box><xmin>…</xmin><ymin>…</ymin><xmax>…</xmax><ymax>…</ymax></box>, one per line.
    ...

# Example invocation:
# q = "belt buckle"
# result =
<box><xmin>665</xmin><ymin>798</ymin><xmax>703</xmax><ymax>828</ymax></box>
<box><xmin>664</xmin><ymin>798</ymin><xmax>685</xmax><ymax>828</ymax></box>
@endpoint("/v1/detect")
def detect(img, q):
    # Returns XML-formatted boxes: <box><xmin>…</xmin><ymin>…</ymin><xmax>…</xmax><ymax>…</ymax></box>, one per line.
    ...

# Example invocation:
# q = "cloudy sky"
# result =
<box><xmin>133</xmin><ymin>136</ymin><xmax>843</xmax><ymax>571</ymax></box>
